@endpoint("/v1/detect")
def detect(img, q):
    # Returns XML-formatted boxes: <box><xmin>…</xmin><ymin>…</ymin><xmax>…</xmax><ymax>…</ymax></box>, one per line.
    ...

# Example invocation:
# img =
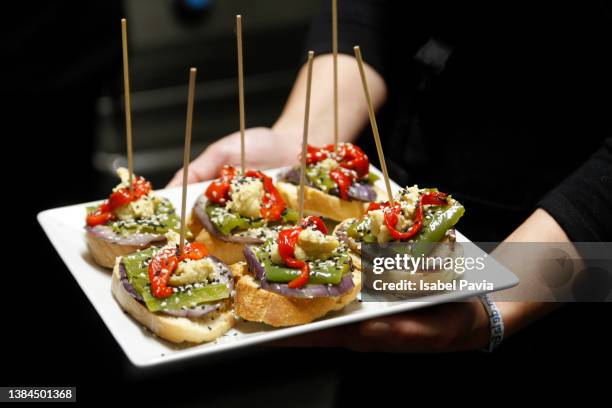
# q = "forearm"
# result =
<box><xmin>492</xmin><ymin>209</ymin><xmax>582</xmax><ymax>338</ymax></box>
<box><xmin>168</xmin><ymin>53</ymin><xmax>386</xmax><ymax>185</ymax></box>
<box><xmin>273</xmin><ymin>53</ymin><xmax>387</xmax><ymax>145</ymax></box>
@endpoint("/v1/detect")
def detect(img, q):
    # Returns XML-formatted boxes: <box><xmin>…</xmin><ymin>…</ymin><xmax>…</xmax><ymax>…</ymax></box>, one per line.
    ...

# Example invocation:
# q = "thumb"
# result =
<box><xmin>166</xmin><ymin>145</ymin><xmax>227</xmax><ymax>187</ymax></box>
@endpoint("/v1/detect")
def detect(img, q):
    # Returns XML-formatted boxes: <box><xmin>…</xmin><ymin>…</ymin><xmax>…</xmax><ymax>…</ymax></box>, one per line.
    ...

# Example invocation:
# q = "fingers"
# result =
<box><xmin>263</xmin><ymin>303</ymin><xmax>486</xmax><ymax>353</ymax></box>
<box><xmin>353</xmin><ymin>313</ymin><xmax>437</xmax><ymax>353</ymax></box>
<box><xmin>166</xmin><ymin>168</ymin><xmax>195</xmax><ymax>188</ymax></box>
<box><xmin>166</xmin><ymin>144</ymin><xmax>228</xmax><ymax>187</ymax></box>
<box><xmin>355</xmin><ymin>302</ymin><xmax>486</xmax><ymax>352</ymax></box>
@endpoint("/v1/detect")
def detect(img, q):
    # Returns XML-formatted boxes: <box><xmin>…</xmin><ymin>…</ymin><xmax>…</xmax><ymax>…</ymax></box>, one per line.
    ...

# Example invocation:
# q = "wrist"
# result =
<box><xmin>452</xmin><ymin>299</ymin><xmax>492</xmax><ymax>351</ymax></box>
<box><xmin>471</xmin><ymin>298</ymin><xmax>494</xmax><ymax>350</ymax></box>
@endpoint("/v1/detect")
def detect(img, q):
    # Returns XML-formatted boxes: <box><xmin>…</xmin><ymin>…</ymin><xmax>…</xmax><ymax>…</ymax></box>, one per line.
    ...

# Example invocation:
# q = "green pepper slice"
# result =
<box><xmin>411</xmin><ymin>200</ymin><xmax>465</xmax><ymax>257</ymax></box>
<box><xmin>253</xmin><ymin>246</ymin><xmax>351</xmax><ymax>285</ymax></box>
<box><xmin>121</xmin><ymin>248</ymin><xmax>230</xmax><ymax>313</ymax></box>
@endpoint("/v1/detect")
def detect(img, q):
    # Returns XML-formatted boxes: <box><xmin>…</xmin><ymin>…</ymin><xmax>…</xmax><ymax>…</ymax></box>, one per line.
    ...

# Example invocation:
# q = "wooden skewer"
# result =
<box><xmin>332</xmin><ymin>0</ymin><xmax>340</xmax><ymax>148</ymax></box>
<box><xmin>332</xmin><ymin>0</ymin><xmax>339</xmax><ymax>148</ymax></box>
<box><xmin>299</xmin><ymin>51</ymin><xmax>315</xmax><ymax>220</ymax></box>
<box><xmin>236</xmin><ymin>15</ymin><xmax>246</xmax><ymax>174</ymax></box>
<box><xmin>353</xmin><ymin>46</ymin><xmax>394</xmax><ymax>205</ymax></box>
<box><xmin>179</xmin><ymin>68</ymin><xmax>197</xmax><ymax>254</ymax></box>
<box><xmin>121</xmin><ymin>18</ymin><xmax>134</xmax><ymax>191</ymax></box>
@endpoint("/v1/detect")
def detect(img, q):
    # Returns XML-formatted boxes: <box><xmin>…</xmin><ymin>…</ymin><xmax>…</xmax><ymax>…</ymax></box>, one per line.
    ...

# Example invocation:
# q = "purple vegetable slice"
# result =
<box><xmin>87</xmin><ymin>225</ymin><xmax>166</xmax><ymax>247</ymax></box>
<box><xmin>119</xmin><ymin>255</ymin><xmax>233</xmax><ymax>318</ymax></box>
<box><xmin>279</xmin><ymin>167</ymin><xmax>376</xmax><ymax>202</ymax></box>
<box><xmin>193</xmin><ymin>194</ymin><xmax>264</xmax><ymax>245</ymax></box>
<box><xmin>243</xmin><ymin>245</ymin><xmax>355</xmax><ymax>299</ymax></box>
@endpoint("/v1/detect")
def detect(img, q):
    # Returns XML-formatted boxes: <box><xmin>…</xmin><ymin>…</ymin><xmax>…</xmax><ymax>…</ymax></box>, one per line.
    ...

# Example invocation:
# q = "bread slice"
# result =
<box><xmin>332</xmin><ymin>220</ymin><xmax>462</xmax><ymax>296</ymax></box>
<box><xmin>111</xmin><ymin>258</ymin><xmax>236</xmax><ymax>344</ymax></box>
<box><xmin>192</xmin><ymin>227</ymin><xmax>247</xmax><ymax>265</ymax></box>
<box><xmin>188</xmin><ymin>206</ymin><xmax>205</xmax><ymax>238</ymax></box>
<box><xmin>230</xmin><ymin>262</ymin><xmax>361</xmax><ymax>327</ymax></box>
<box><xmin>276</xmin><ymin>181</ymin><xmax>370</xmax><ymax>222</ymax></box>
<box><xmin>86</xmin><ymin>231</ymin><xmax>157</xmax><ymax>269</ymax></box>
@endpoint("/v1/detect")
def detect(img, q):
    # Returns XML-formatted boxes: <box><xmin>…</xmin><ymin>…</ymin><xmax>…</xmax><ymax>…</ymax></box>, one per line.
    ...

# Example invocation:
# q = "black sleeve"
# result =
<box><xmin>539</xmin><ymin>137</ymin><xmax>612</xmax><ymax>242</ymax></box>
<box><xmin>305</xmin><ymin>0</ymin><xmax>391</xmax><ymax>77</ymax></box>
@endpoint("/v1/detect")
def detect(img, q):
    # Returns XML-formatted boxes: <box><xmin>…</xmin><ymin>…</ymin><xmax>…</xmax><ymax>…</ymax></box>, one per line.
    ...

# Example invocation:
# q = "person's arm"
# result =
<box><xmin>168</xmin><ymin>0</ymin><xmax>391</xmax><ymax>186</ymax></box>
<box><xmin>538</xmin><ymin>137</ymin><xmax>612</xmax><ymax>242</ymax></box>
<box><xmin>273</xmin><ymin>133</ymin><xmax>612</xmax><ymax>351</ymax></box>
<box><xmin>274</xmin><ymin>53</ymin><xmax>386</xmax><ymax>146</ymax></box>
<box><xmin>272</xmin><ymin>209</ymin><xmax>574</xmax><ymax>352</ymax></box>
<box><xmin>167</xmin><ymin>54</ymin><xmax>386</xmax><ymax>186</ymax></box>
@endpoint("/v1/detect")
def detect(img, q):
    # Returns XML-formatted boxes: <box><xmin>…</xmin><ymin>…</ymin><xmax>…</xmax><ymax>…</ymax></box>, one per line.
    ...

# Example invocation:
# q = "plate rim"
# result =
<box><xmin>37</xmin><ymin>166</ymin><xmax>519</xmax><ymax>367</ymax></box>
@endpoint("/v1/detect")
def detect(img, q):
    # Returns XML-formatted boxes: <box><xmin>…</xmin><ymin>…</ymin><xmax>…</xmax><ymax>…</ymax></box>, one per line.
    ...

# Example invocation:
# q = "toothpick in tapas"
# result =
<box><xmin>332</xmin><ymin>0</ymin><xmax>339</xmax><ymax>149</ymax></box>
<box><xmin>299</xmin><ymin>51</ymin><xmax>315</xmax><ymax>220</ymax></box>
<box><xmin>353</xmin><ymin>46</ymin><xmax>394</xmax><ymax>204</ymax></box>
<box><xmin>121</xmin><ymin>18</ymin><xmax>134</xmax><ymax>190</ymax></box>
<box><xmin>236</xmin><ymin>15</ymin><xmax>246</xmax><ymax>174</ymax></box>
<box><xmin>179</xmin><ymin>68</ymin><xmax>198</xmax><ymax>254</ymax></box>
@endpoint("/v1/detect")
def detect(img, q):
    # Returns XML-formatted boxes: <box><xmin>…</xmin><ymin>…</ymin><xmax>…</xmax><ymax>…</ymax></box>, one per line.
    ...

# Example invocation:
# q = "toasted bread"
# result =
<box><xmin>193</xmin><ymin>227</ymin><xmax>247</xmax><ymax>265</ymax></box>
<box><xmin>276</xmin><ymin>181</ymin><xmax>371</xmax><ymax>222</ymax></box>
<box><xmin>86</xmin><ymin>230</ymin><xmax>159</xmax><ymax>269</ymax></box>
<box><xmin>333</xmin><ymin>220</ymin><xmax>462</xmax><ymax>295</ymax></box>
<box><xmin>188</xmin><ymin>206</ymin><xmax>205</xmax><ymax>238</ymax></box>
<box><xmin>111</xmin><ymin>258</ymin><xmax>236</xmax><ymax>344</ymax></box>
<box><xmin>230</xmin><ymin>262</ymin><xmax>361</xmax><ymax>327</ymax></box>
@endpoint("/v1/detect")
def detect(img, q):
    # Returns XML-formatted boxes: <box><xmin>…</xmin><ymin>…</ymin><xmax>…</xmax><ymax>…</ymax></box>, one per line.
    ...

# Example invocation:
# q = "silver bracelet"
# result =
<box><xmin>479</xmin><ymin>294</ymin><xmax>504</xmax><ymax>352</ymax></box>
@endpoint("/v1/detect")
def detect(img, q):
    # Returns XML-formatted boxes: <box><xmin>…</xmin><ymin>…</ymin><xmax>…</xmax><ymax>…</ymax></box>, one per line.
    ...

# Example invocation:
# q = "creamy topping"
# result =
<box><xmin>226</xmin><ymin>176</ymin><xmax>264</xmax><ymax>219</ymax></box>
<box><xmin>113</xmin><ymin>167</ymin><xmax>132</xmax><ymax>192</ymax></box>
<box><xmin>114</xmin><ymin>194</ymin><xmax>155</xmax><ymax>220</ymax></box>
<box><xmin>270</xmin><ymin>227</ymin><xmax>339</xmax><ymax>264</ymax></box>
<box><xmin>169</xmin><ymin>258</ymin><xmax>217</xmax><ymax>286</ymax></box>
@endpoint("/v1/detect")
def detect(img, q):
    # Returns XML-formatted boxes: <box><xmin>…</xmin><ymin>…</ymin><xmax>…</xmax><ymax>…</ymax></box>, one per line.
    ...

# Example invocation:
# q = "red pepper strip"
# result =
<box><xmin>85</xmin><ymin>210</ymin><xmax>115</xmax><ymax>227</ymax></box>
<box><xmin>299</xmin><ymin>215</ymin><xmax>328</xmax><ymax>235</ymax></box>
<box><xmin>148</xmin><ymin>247</ymin><xmax>178</xmax><ymax>298</ymax></box>
<box><xmin>303</xmin><ymin>143</ymin><xmax>370</xmax><ymax>199</ymax></box>
<box><xmin>205</xmin><ymin>165</ymin><xmax>238</xmax><ymax>205</ymax></box>
<box><xmin>148</xmin><ymin>242</ymin><xmax>209</xmax><ymax>299</ymax></box>
<box><xmin>420</xmin><ymin>191</ymin><xmax>449</xmax><ymax>206</ymax></box>
<box><xmin>306</xmin><ymin>144</ymin><xmax>331</xmax><ymax>165</ymax></box>
<box><xmin>329</xmin><ymin>167</ymin><xmax>353</xmax><ymax>200</ymax></box>
<box><xmin>86</xmin><ymin>176</ymin><xmax>152</xmax><ymax>227</ymax></box>
<box><xmin>366</xmin><ymin>201</ymin><xmax>382</xmax><ymax>212</ymax></box>
<box><xmin>277</xmin><ymin>216</ymin><xmax>328</xmax><ymax>289</ymax></box>
<box><xmin>278</xmin><ymin>227</ymin><xmax>308</xmax><ymax>289</ymax></box>
<box><xmin>245</xmin><ymin>170</ymin><xmax>286</xmax><ymax>222</ymax></box>
<box><xmin>335</xmin><ymin>143</ymin><xmax>369</xmax><ymax>178</ymax></box>
<box><xmin>384</xmin><ymin>203</ymin><xmax>422</xmax><ymax>240</ymax></box>
<box><xmin>304</xmin><ymin>143</ymin><xmax>369</xmax><ymax>177</ymax></box>
<box><xmin>180</xmin><ymin>242</ymin><xmax>208</xmax><ymax>260</ymax></box>
<box><xmin>205</xmin><ymin>166</ymin><xmax>287</xmax><ymax>222</ymax></box>
<box><xmin>368</xmin><ymin>192</ymin><xmax>449</xmax><ymax>241</ymax></box>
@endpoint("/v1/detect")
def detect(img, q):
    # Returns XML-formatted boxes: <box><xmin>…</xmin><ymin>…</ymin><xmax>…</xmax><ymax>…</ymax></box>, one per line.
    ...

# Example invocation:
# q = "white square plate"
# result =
<box><xmin>38</xmin><ymin>166</ymin><xmax>518</xmax><ymax>367</ymax></box>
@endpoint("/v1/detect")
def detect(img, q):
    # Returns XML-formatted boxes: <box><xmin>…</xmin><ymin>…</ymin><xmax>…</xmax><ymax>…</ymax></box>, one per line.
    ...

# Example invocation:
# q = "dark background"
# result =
<box><xmin>3</xmin><ymin>0</ymin><xmax>610</xmax><ymax>406</ymax></box>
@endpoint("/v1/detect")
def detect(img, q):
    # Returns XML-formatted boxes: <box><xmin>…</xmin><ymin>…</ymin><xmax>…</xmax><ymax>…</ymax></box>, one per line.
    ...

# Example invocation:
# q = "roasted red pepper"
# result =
<box><xmin>367</xmin><ymin>191</ymin><xmax>448</xmax><ymax>241</ymax></box>
<box><xmin>85</xmin><ymin>208</ymin><xmax>115</xmax><ymax>227</ymax></box>
<box><xmin>148</xmin><ymin>242</ymin><xmax>209</xmax><ymax>298</ymax></box>
<box><xmin>329</xmin><ymin>167</ymin><xmax>353</xmax><ymax>200</ymax></box>
<box><xmin>86</xmin><ymin>176</ymin><xmax>152</xmax><ymax>227</ymax></box>
<box><xmin>302</xmin><ymin>143</ymin><xmax>369</xmax><ymax>200</ymax></box>
<box><xmin>334</xmin><ymin>143</ymin><xmax>369</xmax><ymax>178</ymax></box>
<box><xmin>205</xmin><ymin>165</ymin><xmax>286</xmax><ymax>222</ymax></box>
<box><xmin>306</xmin><ymin>144</ymin><xmax>331</xmax><ymax>165</ymax></box>
<box><xmin>277</xmin><ymin>216</ymin><xmax>328</xmax><ymax>289</ymax></box>
<box><xmin>205</xmin><ymin>165</ymin><xmax>237</xmax><ymax>205</ymax></box>
<box><xmin>245</xmin><ymin>170</ymin><xmax>286</xmax><ymax>221</ymax></box>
